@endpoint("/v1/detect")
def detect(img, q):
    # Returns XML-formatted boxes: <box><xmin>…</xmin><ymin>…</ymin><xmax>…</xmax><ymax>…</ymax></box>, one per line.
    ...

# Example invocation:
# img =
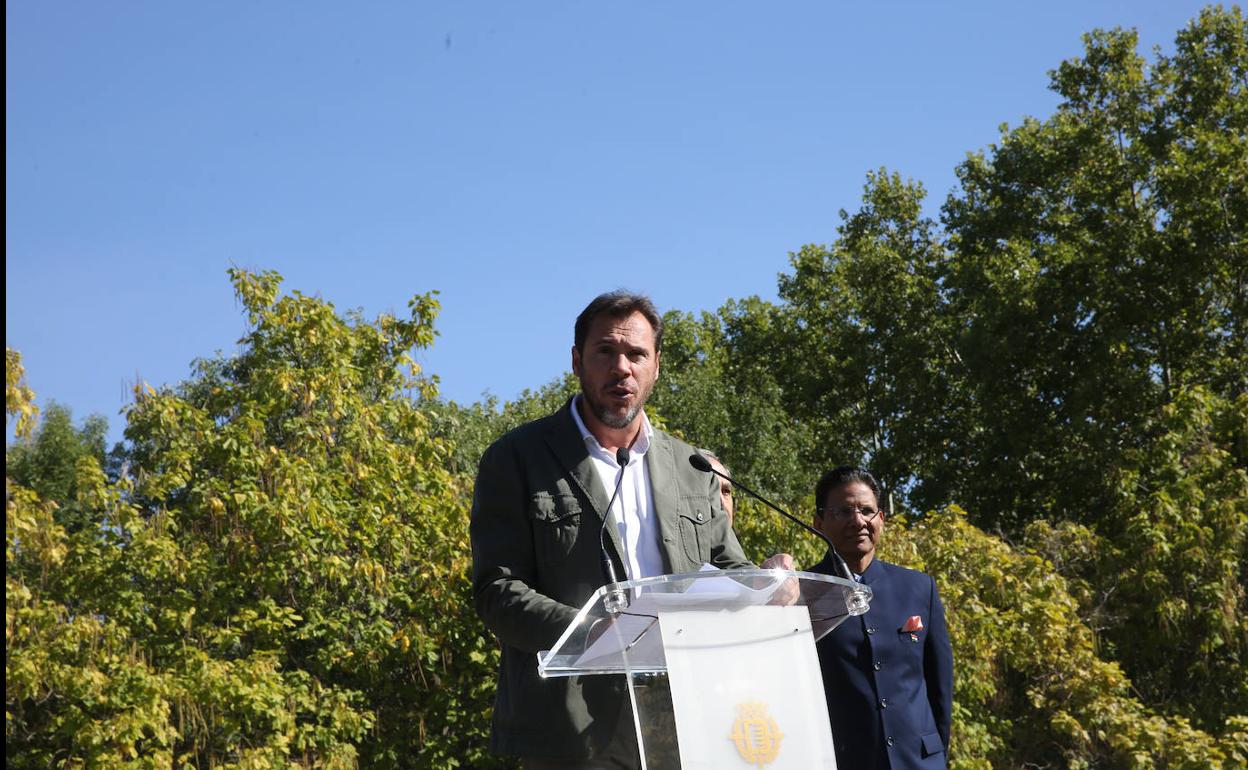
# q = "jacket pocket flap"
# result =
<box><xmin>921</xmin><ymin>731</ymin><xmax>944</xmax><ymax>757</ymax></box>
<box><xmin>530</xmin><ymin>493</ymin><xmax>582</xmax><ymax>522</ymax></box>
<box><xmin>678</xmin><ymin>495</ymin><xmax>713</xmax><ymax>524</ymax></box>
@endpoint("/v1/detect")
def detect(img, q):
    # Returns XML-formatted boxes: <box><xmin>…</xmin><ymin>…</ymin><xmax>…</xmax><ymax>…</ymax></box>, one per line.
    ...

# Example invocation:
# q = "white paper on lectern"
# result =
<box><xmin>684</xmin><ymin>562</ymin><xmax>792</xmax><ymax>604</ymax></box>
<box><xmin>660</xmin><ymin>605</ymin><xmax>837</xmax><ymax>770</ymax></box>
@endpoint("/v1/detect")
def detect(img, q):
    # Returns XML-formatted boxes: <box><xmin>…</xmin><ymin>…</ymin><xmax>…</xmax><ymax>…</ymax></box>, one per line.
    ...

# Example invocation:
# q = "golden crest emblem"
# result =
<box><xmin>729</xmin><ymin>701</ymin><xmax>784</xmax><ymax>767</ymax></box>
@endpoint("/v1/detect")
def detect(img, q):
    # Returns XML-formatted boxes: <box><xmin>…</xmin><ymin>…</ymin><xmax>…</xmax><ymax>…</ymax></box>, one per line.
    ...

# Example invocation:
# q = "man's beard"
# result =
<box><xmin>582</xmin><ymin>379</ymin><xmax>653</xmax><ymax>429</ymax></box>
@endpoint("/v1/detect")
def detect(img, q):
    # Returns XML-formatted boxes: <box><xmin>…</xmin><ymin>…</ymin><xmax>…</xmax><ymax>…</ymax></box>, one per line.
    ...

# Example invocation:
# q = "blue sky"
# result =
<box><xmin>6</xmin><ymin>2</ymin><xmax>1209</xmax><ymax>444</ymax></box>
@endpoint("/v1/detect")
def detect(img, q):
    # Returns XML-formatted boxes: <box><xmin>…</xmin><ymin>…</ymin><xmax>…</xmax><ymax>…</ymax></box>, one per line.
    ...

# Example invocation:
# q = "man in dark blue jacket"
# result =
<box><xmin>809</xmin><ymin>466</ymin><xmax>953</xmax><ymax>770</ymax></box>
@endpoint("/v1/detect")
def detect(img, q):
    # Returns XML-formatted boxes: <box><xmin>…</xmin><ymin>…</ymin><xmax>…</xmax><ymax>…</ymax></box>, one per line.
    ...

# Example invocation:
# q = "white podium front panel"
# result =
<box><xmin>660</xmin><ymin>605</ymin><xmax>837</xmax><ymax>770</ymax></box>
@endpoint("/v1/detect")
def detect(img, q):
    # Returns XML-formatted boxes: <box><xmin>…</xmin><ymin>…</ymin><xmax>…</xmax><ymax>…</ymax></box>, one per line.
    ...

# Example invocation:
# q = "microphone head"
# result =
<box><xmin>688</xmin><ymin>453</ymin><xmax>713</xmax><ymax>473</ymax></box>
<box><xmin>616</xmin><ymin>447</ymin><xmax>631</xmax><ymax>466</ymax></box>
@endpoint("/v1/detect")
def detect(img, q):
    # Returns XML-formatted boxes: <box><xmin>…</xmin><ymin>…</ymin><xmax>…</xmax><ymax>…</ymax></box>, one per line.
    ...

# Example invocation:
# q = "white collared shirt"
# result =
<box><xmin>570</xmin><ymin>395</ymin><xmax>664</xmax><ymax>580</ymax></box>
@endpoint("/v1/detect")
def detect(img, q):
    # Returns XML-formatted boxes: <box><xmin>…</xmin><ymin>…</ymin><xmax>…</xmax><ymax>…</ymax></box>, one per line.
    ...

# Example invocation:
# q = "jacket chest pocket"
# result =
<box><xmin>677</xmin><ymin>496</ymin><xmax>714</xmax><ymax>566</ymax></box>
<box><xmin>530</xmin><ymin>492</ymin><xmax>584</xmax><ymax>564</ymax></box>
<box><xmin>892</xmin><ymin>624</ymin><xmax>927</xmax><ymax>671</ymax></box>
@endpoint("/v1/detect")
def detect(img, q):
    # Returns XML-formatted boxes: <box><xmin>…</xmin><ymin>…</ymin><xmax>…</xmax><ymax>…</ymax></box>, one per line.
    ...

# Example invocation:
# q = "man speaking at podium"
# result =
<box><xmin>470</xmin><ymin>291</ymin><xmax>779</xmax><ymax>769</ymax></box>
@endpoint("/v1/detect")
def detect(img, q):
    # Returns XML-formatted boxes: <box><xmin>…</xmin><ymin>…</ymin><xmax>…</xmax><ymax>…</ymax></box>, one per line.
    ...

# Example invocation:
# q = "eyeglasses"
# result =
<box><xmin>817</xmin><ymin>505</ymin><xmax>882</xmax><ymax>522</ymax></box>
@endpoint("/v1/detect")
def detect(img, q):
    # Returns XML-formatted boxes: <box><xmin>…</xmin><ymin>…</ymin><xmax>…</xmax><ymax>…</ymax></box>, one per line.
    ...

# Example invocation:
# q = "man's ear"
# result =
<box><xmin>571</xmin><ymin>345</ymin><xmax>582</xmax><ymax>377</ymax></box>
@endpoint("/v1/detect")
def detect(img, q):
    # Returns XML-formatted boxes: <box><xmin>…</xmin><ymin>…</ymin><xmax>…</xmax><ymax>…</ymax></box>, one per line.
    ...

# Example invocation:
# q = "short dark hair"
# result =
<box><xmin>574</xmin><ymin>291</ymin><xmax>663</xmax><ymax>353</ymax></box>
<box><xmin>815</xmin><ymin>466</ymin><xmax>882</xmax><ymax>513</ymax></box>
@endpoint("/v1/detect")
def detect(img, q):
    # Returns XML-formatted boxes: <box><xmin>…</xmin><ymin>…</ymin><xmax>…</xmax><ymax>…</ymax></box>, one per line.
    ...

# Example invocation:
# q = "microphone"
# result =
<box><xmin>689</xmin><ymin>453</ymin><xmax>853</xmax><ymax>581</ymax></box>
<box><xmin>599</xmin><ymin>447</ymin><xmax>632</xmax><ymax>613</ymax></box>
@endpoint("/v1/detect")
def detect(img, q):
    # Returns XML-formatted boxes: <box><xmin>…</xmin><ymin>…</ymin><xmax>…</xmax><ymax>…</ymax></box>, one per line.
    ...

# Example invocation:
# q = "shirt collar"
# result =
<box><xmin>570</xmin><ymin>394</ymin><xmax>652</xmax><ymax>461</ymax></box>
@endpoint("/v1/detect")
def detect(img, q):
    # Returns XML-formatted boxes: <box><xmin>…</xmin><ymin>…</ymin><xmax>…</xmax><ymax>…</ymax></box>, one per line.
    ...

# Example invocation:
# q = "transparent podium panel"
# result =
<box><xmin>538</xmin><ymin>569</ymin><xmax>870</xmax><ymax>677</ymax></box>
<box><xmin>537</xmin><ymin>569</ymin><xmax>870</xmax><ymax>769</ymax></box>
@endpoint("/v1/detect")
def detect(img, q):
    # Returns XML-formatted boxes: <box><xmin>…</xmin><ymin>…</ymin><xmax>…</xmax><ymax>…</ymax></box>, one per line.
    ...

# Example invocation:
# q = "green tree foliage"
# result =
<box><xmin>940</xmin><ymin>7</ymin><xmax>1246</xmax><ymax>733</ymax></box>
<box><xmin>887</xmin><ymin>508</ymin><xmax>1248</xmax><ymax>770</ymax></box>
<box><xmin>941</xmin><ymin>6</ymin><xmax>1247</xmax><ymax>527</ymax></box>
<box><xmin>7</xmin><ymin>402</ymin><xmax>110</xmax><ymax>532</ymax></box>
<box><xmin>7</xmin><ymin>271</ymin><xmax>504</xmax><ymax>768</ymax></box>
<box><xmin>774</xmin><ymin>171</ymin><xmax>960</xmax><ymax>506</ymax></box>
<box><xmin>1026</xmin><ymin>387</ymin><xmax>1248</xmax><ymax>731</ymax></box>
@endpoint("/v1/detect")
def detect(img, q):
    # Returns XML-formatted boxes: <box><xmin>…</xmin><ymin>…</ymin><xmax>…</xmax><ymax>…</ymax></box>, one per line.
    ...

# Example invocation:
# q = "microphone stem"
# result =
<box><xmin>711</xmin><ymin>468</ymin><xmax>832</xmax><ymax>549</ymax></box>
<box><xmin>599</xmin><ymin>448</ymin><xmax>632</xmax><ymax>613</ymax></box>
<box><xmin>707</xmin><ymin>467</ymin><xmax>853</xmax><ymax>580</ymax></box>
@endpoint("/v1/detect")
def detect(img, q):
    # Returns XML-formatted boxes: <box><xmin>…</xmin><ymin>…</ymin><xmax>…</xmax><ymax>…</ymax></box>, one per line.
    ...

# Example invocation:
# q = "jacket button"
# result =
<box><xmin>886</xmin><ymin>736</ymin><xmax>895</xmax><ymax>747</ymax></box>
<box><xmin>866</xmin><ymin>627</ymin><xmax>876</xmax><ymax>635</ymax></box>
<box><xmin>696</xmin><ymin>512</ymin><xmax>704</xmax><ymax>521</ymax></box>
<box><xmin>873</xmin><ymin>661</ymin><xmax>882</xmax><ymax>671</ymax></box>
<box><xmin>879</xmin><ymin>698</ymin><xmax>888</xmax><ymax>709</ymax></box>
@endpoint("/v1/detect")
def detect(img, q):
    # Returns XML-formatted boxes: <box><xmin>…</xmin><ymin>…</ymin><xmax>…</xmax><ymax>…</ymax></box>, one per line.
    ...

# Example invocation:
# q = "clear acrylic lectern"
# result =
<box><xmin>538</xmin><ymin>569</ymin><xmax>871</xmax><ymax>769</ymax></box>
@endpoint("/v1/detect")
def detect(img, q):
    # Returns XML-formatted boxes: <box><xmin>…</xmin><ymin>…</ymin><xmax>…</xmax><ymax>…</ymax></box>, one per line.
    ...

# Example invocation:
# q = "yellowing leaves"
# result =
<box><xmin>6</xmin><ymin>348</ymin><xmax>40</xmax><ymax>440</ymax></box>
<box><xmin>8</xmin><ymin>268</ymin><xmax>479</xmax><ymax>768</ymax></box>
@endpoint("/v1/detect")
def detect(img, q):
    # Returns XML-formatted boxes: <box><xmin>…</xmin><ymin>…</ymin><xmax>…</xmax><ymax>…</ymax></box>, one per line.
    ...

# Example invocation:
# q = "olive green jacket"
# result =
<box><xmin>470</xmin><ymin>399</ymin><xmax>751</xmax><ymax>760</ymax></box>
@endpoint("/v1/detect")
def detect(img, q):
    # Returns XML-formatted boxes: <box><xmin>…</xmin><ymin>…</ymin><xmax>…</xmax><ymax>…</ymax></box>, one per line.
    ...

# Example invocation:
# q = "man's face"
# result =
<box><xmin>707</xmin><ymin>457</ymin><xmax>734</xmax><ymax>524</ymax></box>
<box><xmin>813</xmin><ymin>481</ymin><xmax>884</xmax><ymax>566</ymax></box>
<box><xmin>571</xmin><ymin>311</ymin><xmax>660</xmax><ymax>431</ymax></box>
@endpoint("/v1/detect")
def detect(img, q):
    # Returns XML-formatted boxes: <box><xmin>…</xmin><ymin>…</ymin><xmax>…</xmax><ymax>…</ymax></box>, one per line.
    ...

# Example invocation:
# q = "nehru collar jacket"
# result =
<box><xmin>811</xmin><ymin>553</ymin><xmax>954</xmax><ymax>770</ymax></box>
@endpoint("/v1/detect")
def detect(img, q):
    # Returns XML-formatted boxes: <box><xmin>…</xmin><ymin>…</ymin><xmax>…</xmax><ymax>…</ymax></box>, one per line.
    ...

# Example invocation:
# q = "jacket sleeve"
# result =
<box><xmin>924</xmin><ymin>574</ymin><xmax>954</xmax><ymax>749</ymax></box>
<box><xmin>469</xmin><ymin>438</ymin><xmax>579</xmax><ymax>654</ymax></box>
